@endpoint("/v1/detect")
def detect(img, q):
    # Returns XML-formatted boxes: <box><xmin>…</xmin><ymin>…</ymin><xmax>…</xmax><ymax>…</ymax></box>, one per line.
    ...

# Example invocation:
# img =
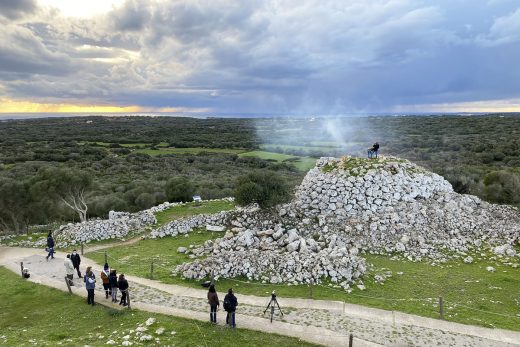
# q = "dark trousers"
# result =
<box><xmin>46</xmin><ymin>248</ymin><xmax>54</xmax><ymax>260</ymax></box>
<box><xmin>120</xmin><ymin>290</ymin><xmax>127</xmax><ymax>305</ymax></box>
<box><xmin>87</xmin><ymin>289</ymin><xmax>95</xmax><ymax>305</ymax></box>
<box><xmin>226</xmin><ymin>311</ymin><xmax>236</xmax><ymax>328</ymax></box>
<box><xmin>103</xmin><ymin>283</ymin><xmax>111</xmax><ymax>298</ymax></box>
<box><xmin>210</xmin><ymin>304</ymin><xmax>218</xmax><ymax>323</ymax></box>
<box><xmin>74</xmin><ymin>265</ymin><xmax>82</xmax><ymax>277</ymax></box>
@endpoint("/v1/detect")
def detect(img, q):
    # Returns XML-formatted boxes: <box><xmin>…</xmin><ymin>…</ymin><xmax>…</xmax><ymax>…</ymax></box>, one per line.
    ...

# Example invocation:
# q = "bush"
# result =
<box><xmin>234</xmin><ymin>171</ymin><xmax>291</xmax><ymax>208</ymax></box>
<box><xmin>165</xmin><ymin>177</ymin><xmax>194</xmax><ymax>202</ymax></box>
<box><xmin>135</xmin><ymin>192</ymin><xmax>156</xmax><ymax>209</ymax></box>
<box><xmin>482</xmin><ymin>171</ymin><xmax>520</xmax><ymax>204</ymax></box>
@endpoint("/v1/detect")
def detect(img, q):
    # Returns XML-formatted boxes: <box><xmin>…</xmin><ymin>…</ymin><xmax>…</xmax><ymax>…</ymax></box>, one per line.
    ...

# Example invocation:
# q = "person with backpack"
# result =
<box><xmin>223</xmin><ymin>288</ymin><xmax>238</xmax><ymax>328</ymax></box>
<box><xmin>70</xmin><ymin>249</ymin><xmax>82</xmax><ymax>278</ymax></box>
<box><xmin>207</xmin><ymin>284</ymin><xmax>220</xmax><ymax>323</ymax></box>
<box><xmin>100</xmin><ymin>263</ymin><xmax>111</xmax><ymax>299</ymax></box>
<box><xmin>109</xmin><ymin>269</ymin><xmax>118</xmax><ymax>303</ymax></box>
<box><xmin>118</xmin><ymin>274</ymin><xmax>129</xmax><ymax>306</ymax></box>
<box><xmin>46</xmin><ymin>232</ymin><xmax>55</xmax><ymax>261</ymax></box>
<box><xmin>85</xmin><ymin>270</ymin><xmax>96</xmax><ymax>306</ymax></box>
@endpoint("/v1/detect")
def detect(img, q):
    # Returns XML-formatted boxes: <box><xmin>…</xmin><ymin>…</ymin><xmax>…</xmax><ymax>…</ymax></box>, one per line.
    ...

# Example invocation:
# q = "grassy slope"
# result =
<box><xmin>88</xmin><ymin>236</ymin><xmax>520</xmax><ymax>332</ymax></box>
<box><xmin>154</xmin><ymin>200</ymin><xmax>236</xmax><ymax>226</ymax></box>
<box><xmin>0</xmin><ymin>267</ymin><xmax>315</xmax><ymax>347</ymax></box>
<box><xmin>133</xmin><ymin>148</ymin><xmax>245</xmax><ymax>156</ymax></box>
<box><xmin>238</xmin><ymin>150</ymin><xmax>316</xmax><ymax>171</ymax></box>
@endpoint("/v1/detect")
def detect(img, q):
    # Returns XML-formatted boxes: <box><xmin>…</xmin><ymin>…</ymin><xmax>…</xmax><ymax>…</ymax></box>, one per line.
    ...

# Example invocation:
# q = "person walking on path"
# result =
<box><xmin>70</xmin><ymin>249</ymin><xmax>82</xmax><ymax>278</ymax></box>
<box><xmin>45</xmin><ymin>232</ymin><xmax>55</xmax><ymax>261</ymax></box>
<box><xmin>100</xmin><ymin>263</ymin><xmax>111</xmax><ymax>299</ymax></box>
<box><xmin>207</xmin><ymin>284</ymin><xmax>220</xmax><ymax>323</ymax></box>
<box><xmin>118</xmin><ymin>274</ymin><xmax>129</xmax><ymax>306</ymax></box>
<box><xmin>64</xmin><ymin>254</ymin><xmax>75</xmax><ymax>286</ymax></box>
<box><xmin>85</xmin><ymin>270</ymin><xmax>96</xmax><ymax>306</ymax></box>
<box><xmin>223</xmin><ymin>288</ymin><xmax>238</xmax><ymax>328</ymax></box>
<box><xmin>109</xmin><ymin>269</ymin><xmax>118</xmax><ymax>303</ymax></box>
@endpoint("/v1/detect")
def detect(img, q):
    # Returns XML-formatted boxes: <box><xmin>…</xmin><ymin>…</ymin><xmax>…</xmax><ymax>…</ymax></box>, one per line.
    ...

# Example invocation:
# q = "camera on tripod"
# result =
<box><xmin>264</xmin><ymin>290</ymin><xmax>283</xmax><ymax>323</ymax></box>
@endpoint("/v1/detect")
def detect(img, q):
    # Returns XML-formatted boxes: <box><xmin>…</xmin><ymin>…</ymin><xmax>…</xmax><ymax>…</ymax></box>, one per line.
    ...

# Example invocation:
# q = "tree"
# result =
<box><xmin>0</xmin><ymin>178</ymin><xmax>31</xmax><ymax>234</ymax></box>
<box><xmin>31</xmin><ymin>167</ymin><xmax>93</xmax><ymax>222</ymax></box>
<box><xmin>234</xmin><ymin>171</ymin><xmax>291</xmax><ymax>208</ymax></box>
<box><xmin>165</xmin><ymin>177</ymin><xmax>195</xmax><ymax>202</ymax></box>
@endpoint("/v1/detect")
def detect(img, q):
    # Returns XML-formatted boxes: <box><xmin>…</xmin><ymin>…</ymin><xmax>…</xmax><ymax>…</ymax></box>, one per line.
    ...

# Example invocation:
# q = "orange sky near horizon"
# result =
<box><xmin>0</xmin><ymin>99</ymin><xmax>210</xmax><ymax>113</ymax></box>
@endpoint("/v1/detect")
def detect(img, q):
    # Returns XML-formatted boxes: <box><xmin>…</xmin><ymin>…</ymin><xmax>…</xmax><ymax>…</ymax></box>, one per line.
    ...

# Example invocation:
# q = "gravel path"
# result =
<box><xmin>1</xmin><ymin>246</ymin><xmax>519</xmax><ymax>347</ymax></box>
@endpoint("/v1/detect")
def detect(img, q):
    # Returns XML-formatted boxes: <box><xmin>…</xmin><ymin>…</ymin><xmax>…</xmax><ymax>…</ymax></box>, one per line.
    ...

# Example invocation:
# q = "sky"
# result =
<box><xmin>1</xmin><ymin>0</ymin><xmax>520</xmax><ymax>114</ymax></box>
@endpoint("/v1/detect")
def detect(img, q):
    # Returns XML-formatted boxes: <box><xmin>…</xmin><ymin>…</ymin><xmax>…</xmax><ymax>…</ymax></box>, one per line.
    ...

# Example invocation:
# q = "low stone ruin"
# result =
<box><xmin>149</xmin><ymin>211</ymin><xmax>232</xmax><ymax>238</ymax></box>
<box><xmin>53</xmin><ymin>210</ymin><xmax>156</xmax><ymax>247</ymax></box>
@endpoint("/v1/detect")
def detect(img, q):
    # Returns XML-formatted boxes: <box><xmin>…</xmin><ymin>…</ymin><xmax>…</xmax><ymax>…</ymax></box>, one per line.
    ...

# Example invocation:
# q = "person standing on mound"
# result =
<box><xmin>118</xmin><ymin>274</ymin><xmax>129</xmax><ymax>306</ymax></box>
<box><xmin>207</xmin><ymin>284</ymin><xmax>220</xmax><ymax>323</ymax></box>
<box><xmin>223</xmin><ymin>288</ymin><xmax>238</xmax><ymax>328</ymax></box>
<box><xmin>85</xmin><ymin>270</ymin><xmax>96</xmax><ymax>306</ymax></box>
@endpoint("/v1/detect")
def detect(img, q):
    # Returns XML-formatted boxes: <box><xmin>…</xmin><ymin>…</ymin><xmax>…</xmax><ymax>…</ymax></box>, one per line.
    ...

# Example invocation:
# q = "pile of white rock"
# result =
<box><xmin>149</xmin><ymin>211</ymin><xmax>232</xmax><ymax>238</ymax></box>
<box><xmin>54</xmin><ymin>210</ymin><xmax>156</xmax><ymax>247</ymax></box>
<box><xmin>175</xmin><ymin>156</ymin><xmax>520</xmax><ymax>286</ymax></box>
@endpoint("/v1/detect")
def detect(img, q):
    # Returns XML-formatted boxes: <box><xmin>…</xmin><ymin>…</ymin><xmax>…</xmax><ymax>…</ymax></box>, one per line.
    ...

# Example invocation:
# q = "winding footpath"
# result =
<box><xmin>1</xmin><ymin>246</ymin><xmax>519</xmax><ymax>347</ymax></box>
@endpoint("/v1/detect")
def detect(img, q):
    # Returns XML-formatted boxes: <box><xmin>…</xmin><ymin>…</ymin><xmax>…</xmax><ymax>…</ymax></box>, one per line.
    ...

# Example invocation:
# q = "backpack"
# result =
<box><xmin>223</xmin><ymin>297</ymin><xmax>231</xmax><ymax>311</ymax></box>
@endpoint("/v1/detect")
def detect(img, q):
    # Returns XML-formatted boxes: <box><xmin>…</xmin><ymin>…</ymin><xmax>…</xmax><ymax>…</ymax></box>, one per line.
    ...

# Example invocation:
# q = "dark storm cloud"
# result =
<box><xmin>1</xmin><ymin>0</ymin><xmax>520</xmax><ymax>112</ymax></box>
<box><xmin>0</xmin><ymin>0</ymin><xmax>37</xmax><ymax>20</ymax></box>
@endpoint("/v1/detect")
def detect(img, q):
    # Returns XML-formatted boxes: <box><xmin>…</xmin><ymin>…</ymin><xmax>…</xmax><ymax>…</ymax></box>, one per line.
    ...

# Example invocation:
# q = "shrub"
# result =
<box><xmin>234</xmin><ymin>171</ymin><xmax>291</xmax><ymax>208</ymax></box>
<box><xmin>165</xmin><ymin>177</ymin><xmax>194</xmax><ymax>202</ymax></box>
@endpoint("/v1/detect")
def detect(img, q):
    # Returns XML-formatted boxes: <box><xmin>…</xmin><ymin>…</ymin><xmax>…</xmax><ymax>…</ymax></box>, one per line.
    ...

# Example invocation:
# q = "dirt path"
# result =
<box><xmin>82</xmin><ymin>234</ymin><xmax>146</xmax><ymax>253</ymax></box>
<box><xmin>1</xmin><ymin>246</ymin><xmax>519</xmax><ymax>347</ymax></box>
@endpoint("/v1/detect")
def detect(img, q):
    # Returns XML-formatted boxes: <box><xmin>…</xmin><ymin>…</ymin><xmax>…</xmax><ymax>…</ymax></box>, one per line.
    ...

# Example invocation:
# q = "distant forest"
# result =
<box><xmin>0</xmin><ymin>115</ymin><xmax>519</xmax><ymax>234</ymax></box>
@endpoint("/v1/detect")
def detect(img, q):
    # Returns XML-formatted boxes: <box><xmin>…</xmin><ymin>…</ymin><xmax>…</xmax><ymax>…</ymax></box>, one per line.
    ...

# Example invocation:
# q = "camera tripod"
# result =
<box><xmin>263</xmin><ymin>291</ymin><xmax>284</xmax><ymax>323</ymax></box>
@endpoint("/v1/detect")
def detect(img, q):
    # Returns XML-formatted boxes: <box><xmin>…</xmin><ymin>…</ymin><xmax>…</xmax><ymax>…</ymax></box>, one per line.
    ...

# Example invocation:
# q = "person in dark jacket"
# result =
<box><xmin>368</xmin><ymin>142</ymin><xmax>380</xmax><ymax>158</ymax></box>
<box><xmin>207</xmin><ymin>284</ymin><xmax>220</xmax><ymax>323</ymax></box>
<box><xmin>70</xmin><ymin>249</ymin><xmax>82</xmax><ymax>278</ymax></box>
<box><xmin>109</xmin><ymin>269</ymin><xmax>118</xmax><ymax>303</ymax></box>
<box><xmin>223</xmin><ymin>288</ymin><xmax>238</xmax><ymax>328</ymax></box>
<box><xmin>46</xmin><ymin>232</ymin><xmax>55</xmax><ymax>261</ymax></box>
<box><xmin>118</xmin><ymin>274</ymin><xmax>129</xmax><ymax>306</ymax></box>
<box><xmin>85</xmin><ymin>270</ymin><xmax>96</xmax><ymax>306</ymax></box>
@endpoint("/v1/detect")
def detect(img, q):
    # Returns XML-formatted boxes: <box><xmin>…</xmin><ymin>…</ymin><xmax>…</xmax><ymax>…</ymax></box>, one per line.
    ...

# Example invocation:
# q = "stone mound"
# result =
<box><xmin>176</xmin><ymin>156</ymin><xmax>520</xmax><ymax>288</ymax></box>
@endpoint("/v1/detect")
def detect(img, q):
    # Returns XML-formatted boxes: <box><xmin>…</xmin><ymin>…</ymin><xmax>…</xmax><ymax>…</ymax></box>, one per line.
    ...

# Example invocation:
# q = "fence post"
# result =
<box><xmin>210</xmin><ymin>270</ymin><xmax>215</xmax><ymax>285</ymax></box>
<box><xmin>349</xmin><ymin>333</ymin><xmax>353</xmax><ymax>347</ymax></box>
<box><xmin>104</xmin><ymin>251</ymin><xmax>108</xmax><ymax>265</ymax></box>
<box><xmin>20</xmin><ymin>262</ymin><xmax>24</xmax><ymax>278</ymax></box>
<box><xmin>439</xmin><ymin>296</ymin><xmax>444</xmax><ymax>320</ymax></box>
<box><xmin>64</xmin><ymin>276</ymin><xmax>72</xmax><ymax>294</ymax></box>
<box><xmin>127</xmin><ymin>290</ymin><xmax>131</xmax><ymax>309</ymax></box>
<box><xmin>81</xmin><ymin>243</ymin><xmax>84</xmax><ymax>255</ymax></box>
<box><xmin>309</xmin><ymin>279</ymin><xmax>313</xmax><ymax>299</ymax></box>
<box><xmin>150</xmin><ymin>260</ymin><xmax>154</xmax><ymax>280</ymax></box>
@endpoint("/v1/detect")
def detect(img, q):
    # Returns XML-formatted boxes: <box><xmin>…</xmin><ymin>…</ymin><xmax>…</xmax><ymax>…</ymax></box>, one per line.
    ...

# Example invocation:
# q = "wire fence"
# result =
<box><xmin>80</xmin><ymin>247</ymin><xmax>520</xmax><ymax>327</ymax></box>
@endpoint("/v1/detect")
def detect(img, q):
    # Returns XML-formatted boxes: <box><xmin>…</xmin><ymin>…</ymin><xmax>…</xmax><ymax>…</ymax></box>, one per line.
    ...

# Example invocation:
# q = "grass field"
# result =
<box><xmin>154</xmin><ymin>200</ymin><xmax>236</xmax><ymax>226</ymax></box>
<box><xmin>87</xmin><ymin>235</ymin><xmax>520</xmax><ymax>332</ymax></box>
<box><xmin>238</xmin><ymin>151</ymin><xmax>316</xmax><ymax>171</ymax></box>
<box><xmin>134</xmin><ymin>148</ymin><xmax>245</xmax><ymax>156</ymax></box>
<box><xmin>0</xmin><ymin>267</ymin><xmax>315</xmax><ymax>347</ymax></box>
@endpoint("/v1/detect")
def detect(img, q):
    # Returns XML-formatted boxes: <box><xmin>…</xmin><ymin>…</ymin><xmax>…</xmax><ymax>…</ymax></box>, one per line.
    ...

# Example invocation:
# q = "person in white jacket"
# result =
<box><xmin>64</xmin><ymin>254</ymin><xmax>75</xmax><ymax>286</ymax></box>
